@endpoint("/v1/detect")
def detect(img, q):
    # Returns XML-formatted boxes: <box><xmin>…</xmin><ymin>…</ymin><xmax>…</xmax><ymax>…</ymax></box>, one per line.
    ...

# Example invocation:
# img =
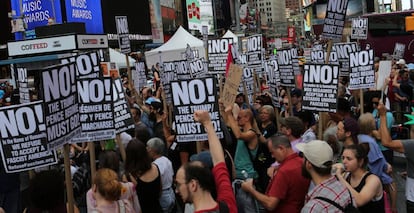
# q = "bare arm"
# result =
<box><xmin>194</xmin><ymin>110</ymin><xmax>225</xmax><ymax>165</ymax></box>
<box><xmin>241</xmin><ymin>179</ymin><xmax>279</xmax><ymax>210</ymax></box>
<box><xmin>378</xmin><ymin>103</ymin><xmax>405</xmax><ymax>153</ymax></box>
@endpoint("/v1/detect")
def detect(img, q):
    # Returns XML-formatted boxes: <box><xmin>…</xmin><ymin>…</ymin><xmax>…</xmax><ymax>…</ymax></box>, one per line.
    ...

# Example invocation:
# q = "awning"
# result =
<box><xmin>0</xmin><ymin>53</ymin><xmax>74</xmax><ymax>65</ymax></box>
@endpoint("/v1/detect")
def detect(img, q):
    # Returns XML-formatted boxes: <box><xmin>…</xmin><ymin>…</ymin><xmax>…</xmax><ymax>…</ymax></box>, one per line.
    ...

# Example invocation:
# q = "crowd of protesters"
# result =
<box><xmin>1</xmin><ymin>56</ymin><xmax>414</xmax><ymax>213</ymax></box>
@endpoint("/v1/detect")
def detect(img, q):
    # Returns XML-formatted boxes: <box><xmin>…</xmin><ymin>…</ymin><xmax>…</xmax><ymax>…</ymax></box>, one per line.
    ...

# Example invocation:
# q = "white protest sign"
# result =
<box><xmin>0</xmin><ymin>101</ymin><xmax>58</xmax><ymax>173</ymax></box>
<box><xmin>310</xmin><ymin>50</ymin><xmax>338</xmax><ymax>64</ymax></box>
<box><xmin>332</xmin><ymin>42</ymin><xmax>358</xmax><ymax>76</ymax></box>
<box><xmin>322</xmin><ymin>0</ymin><xmax>349</xmax><ymax>41</ymax></box>
<box><xmin>133</xmin><ymin>62</ymin><xmax>147</xmax><ymax>93</ymax></box>
<box><xmin>376</xmin><ymin>60</ymin><xmax>392</xmax><ymax>91</ymax></box>
<box><xmin>42</xmin><ymin>63</ymin><xmax>81</xmax><ymax>149</ymax></box>
<box><xmin>115</xmin><ymin>16</ymin><xmax>131</xmax><ymax>54</ymax></box>
<box><xmin>277</xmin><ymin>49</ymin><xmax>296</xmax><ymax>87</ymax></box>
<box><xmin>171</xmin><ymin>77</ymin><xmax>223</xmax><ymax>142</ymax></box>
<box><xmin>351</xmin><ymin>18</ymin><xmax>368</xmax><ymax>40</ymax></box>
<box><xmin>349</xmin><ymin>49</ymin><xmax>375</xmax><ymax>90</ymax></box>
<box><xmin>61</xmin><ymin>51</ymin><xmax>102</xmax><ymax>79</ymax></box>
<box><xmin>188</xmin><ymin>58</ymin><xmax>208</xmax><ymax>78</ymax></box>
<box><xmin>302</xmin><ymin>64</ymin><xmax>339</xmax><ymax>112</ymax></box>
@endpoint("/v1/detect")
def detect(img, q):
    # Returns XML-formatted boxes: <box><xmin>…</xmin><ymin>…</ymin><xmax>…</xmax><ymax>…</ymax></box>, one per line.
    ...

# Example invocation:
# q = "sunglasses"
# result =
<box><xmin>283</xmin><ymin>102</ymin><xmax>289</xmax><ymax>105</ymax></box>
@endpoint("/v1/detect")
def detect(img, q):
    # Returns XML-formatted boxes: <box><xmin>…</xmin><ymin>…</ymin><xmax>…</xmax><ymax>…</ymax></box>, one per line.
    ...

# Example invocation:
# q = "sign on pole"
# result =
<box><xmin>207</xmin><ymin>38</ymin><xmax>234</xmax><ymax>74</ymax></box>
<box><xmin>349</xmin><ymin>49</ymin><xmax>375</xmax><ymax>90</ymax></box>
<box><xmin>221</xmin><ymin>63</ymin><xmax>243</xmax><ymax>107</ymax></box>
<box><xmin>171</xmin><ymin>77</ymin><xmax>223</xmax><ymax>142</ymax></box>
<box><xmin>277</xmin><ymin>49</ymin><xmax>296</xmax><ymax>87</ymax></box>
<box><xmin>351</xmin><ymin>18</ymin><xmax>368</xmax><ymax>40</ymax></box>
<box><xmin>322</xmin><ymin>0</ymin><xmax>349</xmax><ymax>41</ymax></box>
<box><xmin>302</xmin><ymin>64</ymin><xmax>339</xmax><ymax>112</ymax></box>
<box><xmin>115</xmin><ymin>16</ymin><xmax>131</xmax><ymax>54</ymax></box>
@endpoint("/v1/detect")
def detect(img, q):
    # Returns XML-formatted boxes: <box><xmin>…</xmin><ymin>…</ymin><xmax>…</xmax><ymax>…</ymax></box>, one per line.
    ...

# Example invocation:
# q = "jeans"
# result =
<box><xmin>160</xmin><ymin>188</ymin><xmax>175</xmax><ymax>213</ymax></box>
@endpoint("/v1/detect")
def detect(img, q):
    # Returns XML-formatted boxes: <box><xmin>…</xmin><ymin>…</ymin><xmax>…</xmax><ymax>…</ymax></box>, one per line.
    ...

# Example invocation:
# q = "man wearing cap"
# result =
<box><xmin>280</xmin><ymin>116</ymin><xmax>305</xmax><ymax>153</ymax></box>
<box><xmin>241</xmin><ymin>135</ymin><xmax>310</xmax><ymax>213</ymax></box>
<box><xmin>297</xmin><ymin>140</ymin><xmax>355</xmax><ymax>212</ymax></box>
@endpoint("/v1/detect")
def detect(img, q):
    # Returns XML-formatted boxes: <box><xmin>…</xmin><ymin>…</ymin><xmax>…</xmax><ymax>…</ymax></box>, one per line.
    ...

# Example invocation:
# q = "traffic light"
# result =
<box><xmin>405</xmin><ymin>14</ymin><xmax>414</xmax><ymax>32</ymax></box>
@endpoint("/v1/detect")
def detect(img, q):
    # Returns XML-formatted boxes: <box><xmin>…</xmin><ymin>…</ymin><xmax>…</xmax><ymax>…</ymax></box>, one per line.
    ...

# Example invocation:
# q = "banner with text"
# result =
<box><xmin>61</xmin><ymin>51</ymin><xmax>103</xmax><ymax>79</ymax></box>
<box><xmin>238</xmin><ymin>67</ymin><xmax>255</xmax><ymax>104</ymax></box>
<box><xmin>161</xmin><ymin>61</ymin><xmax>178</xmax><ymax>104</ymax></box>
<box><xmin>310</xmin><ymin>50</ymin><xmax>338</xmax><ymax>64</ymax></box>
<box><xmin>0</xmin><ymin>101</ymin><xmax>58</xmax><ymax>173</ymax></box>
<box><xmin>277</xmin><ymin>49</ymin><xmax>296</xmax><ymax>87</ymax></box>
<box><xmin>349</xmin><ymin>49</ymin><xmax>375</xmax><ymax>90</ymax></box>
<box><xmin>133</xmin><ymin>62</ymin><xmax>147</xmax><ymax>94</ymax></box>
<box><xmin>208</xmin><ymin>38</ymin><xmax>234</xmax><ymax>74</ymax></box>
<box><xmin>351</xmin><ymin>18</ymin><xmax>368</xmax><ymax>40</ymax></box>
<box><xmin>302</xmin><ymin>64</ymin><xmax>339</xmax><ymax>112</ymax></box>
<box><xmin>246</xmin><ymin>34</ymin><xmax>263</xmax><ymax>70</ymax></box>
<box><xmin>393</xmin><ymin>43</ymin><xmax>405</xmax><ymax>60</ymax></box>
<box><xmin>265</xmin><ymin>57</ymin><xmax>280</xmax><ymax>107</ymax></box>
<box><xmin>322</xmin><ymin>0</ymin><xmax>349</xmax><ymax>41</ymax></box>
<box><xmin>17</xmin><ymin>67</ymin><xmax>30</xmax><ymax>104</ymax></box>
<box><xmin>71</xmin><ymin>77</ymin><xmax>115</xmax><ymax>143</ymax></box>
<box><xmin>113</xmin><ymin>78</ymin><xmax>135</xmax><ymax>134</ymax></box>
<box><xmin>171</xmin><ymin>77</ymin><xmax>223</xmax><ymax>142</ymax></box>
<box><xmin>42</xmin><ymin>63</ymin><xmax>81</xmax><ymax>149</ymax></box>
<box><xmin>332</xmin><ymin>42</ymin><xmax>358</xmax><ymax>76</ymax></box>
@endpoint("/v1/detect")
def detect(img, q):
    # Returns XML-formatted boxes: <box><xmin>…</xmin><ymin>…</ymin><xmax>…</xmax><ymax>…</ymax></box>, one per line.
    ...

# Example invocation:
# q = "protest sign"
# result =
<box><xmin>349</xmin><ymin>49</ymin><xmax>375</xmax><ymax>90</ymax></box>
<box><xmin>351</xmin><ymin>18</ymin><xmax>368</xmax><ymax>40</ymax></box>
<box><xmin>246</xmin><ymin>34</ymin><xmax>263</xmax><ymax>69</ymax></box>
<box><xmin>113</xmin><ymin>78</ymin><xmax>135</xmax><ymax>134</ymax></box>
<box><xmin>290</xmin><ymin>48</ymin><xmax>300</xmax><ymax>75</ymax></box>
<box><xmin>310</xmin><ymin>50</ymin><xmax>338</xmax><ymax>64</ymax></box>
<box><xmin>115</xmin><ymin>16</ymin><xmax>131</xmax><ymax>54</ymax></box>
<box><xmin>332</xmin><ymin>42</ymin><xmax>358</xmax><ymax>76</ymax></box>
<box><xmin>171</xmin><ymin>60</ymin><xmax>191</xmax><ymax>80</ymax></box>
<box><xmin>171</xmin><ymin>77</ymin><xmax>223</xmax><ymax>142</ymax></box>
<box><xmin>42</xmin><ymin>63</ymin><xmax>81</xmax><ymax>149</ymax></box>
<box><xmin>61</xmin><ymin>51</ymin><xmax>102</xmax><ymax>79</ymax></box>
<box><xmin>71</xmin><ymin>77</ymin><xmax>116</xmax><ymax>143</ymax></box>
<box><xmin>265</xmin><ymin>57</ymin><xmax>280</xmax><ymax>107</ymax></box>
<box><xmin>393</xmin><ymin>43</ymin><xmax>405</xmax><ymax>60</ymax></box>
<box><xmin>133</xmin><ymin>62</ymin><xmax>147</xmax><ymax>94</ymax></box>
<box><xmin>101</xmin><ymin>62</ymin><xmax>119</xmax><ymax>78</ymax></box>
<box><xmin>238</xmin><ymin>67</ymin><xmax>255</xmax><ymax>104</ymax></box>
<box><xmin>277</xmin><ymin>49</ymin><xmax>296</xmax><ymax>87</ymax></box>
<box><xmin>302</xmin><ymin>64</ymin><xmax>339</xmax><ymax>112</ymax></box>
<box><xmin>17</xmin><ymin>67</ymin><xmax>30</xmax><ymax>104</ymax></box>
<box><xmin>161</xmin><ymin>61</ymin><xmax>178</xmax><ymax>104</ymax></box>
<box><xmin>208</xmin><ymin>38</ymin><xmax>234</xmax><ymax>74</ymax></box>
<box><xmin>221</xmin><ymin>63</ymin><xmax>243</xmax><ymax>107</ymax></box>
<box><xmin>322</xmin><ymin>0</ymin><xmax>349</xmax><ymax>41</ymax></box>
<box><xmin>376</xmin><ymin>60</ymin><xmax>392</xmax><ymax>90</ymax></box>
<box><xmin>188</xmin><ymin>58</ymin><xmax>208</xmax><ymax>78</ymax></box>
<box><xmin>0</xmin><ymin>101</ymin><xmax>58</xmax><ymax>173</ymax></box>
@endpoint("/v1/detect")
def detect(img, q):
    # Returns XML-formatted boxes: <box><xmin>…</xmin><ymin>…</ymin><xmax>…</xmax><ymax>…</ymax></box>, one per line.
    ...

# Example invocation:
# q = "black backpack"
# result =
<box><xmin>315</xmin><ymin>190</ymin><xmax>359</xmax><ymax>213</ymax></box>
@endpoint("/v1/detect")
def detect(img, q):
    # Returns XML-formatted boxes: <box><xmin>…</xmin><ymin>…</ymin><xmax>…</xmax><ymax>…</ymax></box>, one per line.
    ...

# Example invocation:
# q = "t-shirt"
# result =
<box><xmin>154</xmin><ymin>156</ymin><xmax>174</xmax><ymax>190</ymax></box>
<box><xmin>267</xmin><ymin>153</ymin><xmax>310</xmax><ymax>213</ymax></box>
<box><xmin>234</xmin><ymin>139</ymin><xmax>257</xmax><ymax>179</ymax></box>
<box><xmin>194</xmin><ymin>162</ymin><xmax>237</xmax><ymax>213</ymax></box>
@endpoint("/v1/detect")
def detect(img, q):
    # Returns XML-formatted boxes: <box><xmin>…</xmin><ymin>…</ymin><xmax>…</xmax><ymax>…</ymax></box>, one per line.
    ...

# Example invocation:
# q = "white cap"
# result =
<box><xmin>396</xmin><ymin>59</ymin><xmax>406</xmax><ymax>65</ymax></box>
<box><xmin>296</xmin><ymin>140</ymin><xmax>333</xmax><ymax>168</ymax></box>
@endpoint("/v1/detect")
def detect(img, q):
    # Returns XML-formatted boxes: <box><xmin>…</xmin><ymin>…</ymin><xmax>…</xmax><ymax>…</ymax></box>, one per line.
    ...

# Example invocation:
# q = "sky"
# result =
<box><xmin>402</xmin><ymin>1</ymin><xmax>413</xmax><ymax>10</ymax></box>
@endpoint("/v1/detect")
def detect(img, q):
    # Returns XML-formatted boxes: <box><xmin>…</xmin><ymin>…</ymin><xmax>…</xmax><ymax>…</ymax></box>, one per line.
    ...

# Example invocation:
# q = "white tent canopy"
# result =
<box><xmin>109</xmin><ymin>48</ymin><xmax>136</xmax><ymax>68</ymax></box>
<box><xmin>145</xmin><ymin>26</ymin><xmax>205</xmax><ymax>68</ymax></box>
<box><xmin>222</xmin><ymin>30</ymin><xmax>239</xmax><ymax>44</ymax></box>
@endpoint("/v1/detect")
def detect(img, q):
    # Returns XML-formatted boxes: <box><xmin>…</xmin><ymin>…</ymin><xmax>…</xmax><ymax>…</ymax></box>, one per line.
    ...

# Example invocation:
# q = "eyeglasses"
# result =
<box><xmin>283</xmin><ymin>102</ymin><xmax>289</xmax><ymax>105</ymax></box>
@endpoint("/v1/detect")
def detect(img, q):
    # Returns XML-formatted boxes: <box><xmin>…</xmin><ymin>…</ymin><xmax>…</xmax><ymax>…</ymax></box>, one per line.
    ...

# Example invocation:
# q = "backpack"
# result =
<box><xmin>244</xmin><ymin>129</ymin><xmax>273</xmax><ymax>193</ymax></box>
<box><xmin>315</xmin><ymin>190</ymin><xmax>359</xmax><ymax>213</ymax></box>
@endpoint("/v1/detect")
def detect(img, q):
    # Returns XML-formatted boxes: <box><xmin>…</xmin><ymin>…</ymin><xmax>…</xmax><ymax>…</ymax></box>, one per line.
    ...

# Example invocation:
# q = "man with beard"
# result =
<box><xmin>296</xmin><ymin>140</ymin><xmax>356</xmax><ymax>212</ymax></box>
<box><xmin>241</xmin><ymin>135</ymin><xmax>310</xmax><ymax>212</ymax></box>
<box><xmin>175</xmin><ymin>110</ymin><xmax>237</xmax><ymax>213</ymax></box>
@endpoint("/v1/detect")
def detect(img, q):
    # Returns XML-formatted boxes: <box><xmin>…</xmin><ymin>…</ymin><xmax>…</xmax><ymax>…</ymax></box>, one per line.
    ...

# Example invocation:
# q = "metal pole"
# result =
<box><xmin>235</xmin><ymin>0</ymin><xmax>240</xmax><ymax>32</ymax></box>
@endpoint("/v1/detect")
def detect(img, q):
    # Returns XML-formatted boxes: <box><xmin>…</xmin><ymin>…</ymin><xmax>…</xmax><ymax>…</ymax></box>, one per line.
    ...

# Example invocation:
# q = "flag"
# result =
<box><xmin>225</xmin><ymin>43</ymin><xmax>234</xmax><ymax>77</ymax></box>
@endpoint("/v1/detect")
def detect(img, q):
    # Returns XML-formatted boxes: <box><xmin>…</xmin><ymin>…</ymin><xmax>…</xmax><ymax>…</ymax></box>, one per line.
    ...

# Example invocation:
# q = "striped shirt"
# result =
<box><xmin>301</xmin><ymin>176</ymin><xmax>355</xmax><ymax>213</ymax></box>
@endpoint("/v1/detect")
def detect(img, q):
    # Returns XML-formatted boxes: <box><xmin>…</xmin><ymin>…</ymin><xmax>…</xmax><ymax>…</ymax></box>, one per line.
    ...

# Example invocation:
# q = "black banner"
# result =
<box><xmin>42</xmin><ymin>63</ymin><xmax>81</xmax><ymax>149</ymax></box>
<box><xmin>332</xmin><ymin>42</ymin><xmax>358</xmax><ymax>76</ymax></box>
<box><xmin>265</xmin><ymin>57</ymin><xmax>280</xmax><ymax>108</ymax></box>
<box><xmin>277</xmin><ymin>49</ymin><xmax>296</xmax><ymax>87</ymax></box>
<box><xmin>207</xmin><ymin>38</ymin><xmax>234</xmax><ymax>74</ymax></box>
<box><xmin>113</xmin><ymin>78</ymin><xmax>135</xmax><ymax>134</ymax></box>
<box><xmin>61</xmin><ymin>51</ymin><xmax>103</xmax><ymax>79</ymax></box>
<box><xmin>322</xmin><ymin>0</ymin><xmax>349</xmax><ymax>41</ymax></box>
<box><xmin>0</xmin><ymin>101</ymin><xmax>58</xmax><ymax>173</ymax></box>
<box><xmin>246</xmin><ymin>34</ymin><xmax>263</xmax><ymax>69</ymax></box>
<box><xmin>171</xmin><ymin>77</ymin><xmax>223</xmax><ymax>142</ymax></box>
<box><xmin>349</xmin><ymin>49</ymin><xmax>375</xmax><ymax>90</ymax></box>
<box><xmin>302</xmin><ymin>64</ymin><xmax>339</xmax><ymax>112</ymax></box>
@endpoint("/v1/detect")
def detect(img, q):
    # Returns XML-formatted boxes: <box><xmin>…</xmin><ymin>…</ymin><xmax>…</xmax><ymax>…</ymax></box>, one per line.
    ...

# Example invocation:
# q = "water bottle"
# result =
<box><xmin>241</xmin><ymin>170</ymin><xmax>249</xmax><ymax>179</ymax></box>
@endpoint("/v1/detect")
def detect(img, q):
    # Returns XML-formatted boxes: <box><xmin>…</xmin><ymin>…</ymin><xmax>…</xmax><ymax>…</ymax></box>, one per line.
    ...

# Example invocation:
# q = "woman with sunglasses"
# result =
<box><xmin>332</xmin><ymin>144</ymin><xmax>385</xmax><ymax>213</ymax></box>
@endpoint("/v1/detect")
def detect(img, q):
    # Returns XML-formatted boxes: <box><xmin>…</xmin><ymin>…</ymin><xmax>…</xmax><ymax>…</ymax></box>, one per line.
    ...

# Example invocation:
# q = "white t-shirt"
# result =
<box><xmin>154</xmin><ymin>156</ymin><xmax>174</xmax><ymax>190</ymax></box>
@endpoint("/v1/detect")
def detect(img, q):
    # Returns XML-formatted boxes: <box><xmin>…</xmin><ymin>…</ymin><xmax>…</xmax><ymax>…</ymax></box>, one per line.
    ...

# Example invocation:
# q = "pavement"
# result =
<box><xmin>393</xmin><ymin>156</ymin><xmax>407</xmax><ymax>213</ymax></box>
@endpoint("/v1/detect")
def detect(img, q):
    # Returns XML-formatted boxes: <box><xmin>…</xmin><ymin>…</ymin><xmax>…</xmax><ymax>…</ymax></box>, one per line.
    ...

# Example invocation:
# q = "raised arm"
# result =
<box><xmin>193</xmin><ymin>110</ymin><xmax>225</xmax><ymax>165</ymax></box>
<box><xmin>378</xmin><ymin>103</ymin><xmax>405</xmax><ymax>153</ymax></box>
